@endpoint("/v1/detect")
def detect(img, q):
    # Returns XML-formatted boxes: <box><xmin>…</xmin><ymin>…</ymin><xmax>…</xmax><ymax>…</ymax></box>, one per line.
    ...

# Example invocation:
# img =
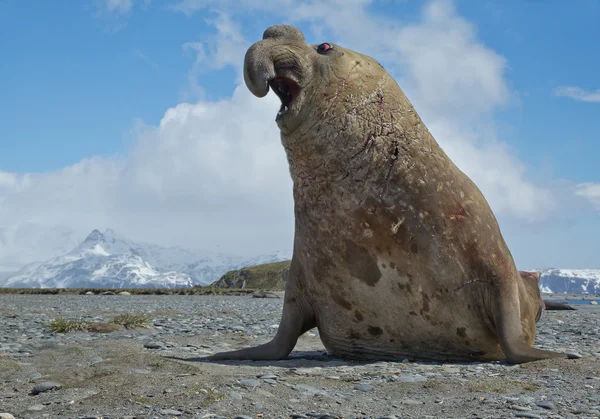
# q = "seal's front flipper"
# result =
<box><xmin>493</xmin><ymin>289</ymin><xmax>566</xmax><ymax>364</ymax></box>
<box><xmin>202</xmin><ymin>295</ymin><xmax>315</xmax><ymax>361</ymax></box>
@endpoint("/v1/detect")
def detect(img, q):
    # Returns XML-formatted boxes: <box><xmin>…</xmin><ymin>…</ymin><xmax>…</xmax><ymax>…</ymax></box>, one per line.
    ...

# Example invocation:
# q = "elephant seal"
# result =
<box><xmin>519</xmin><ymin>270</ymin><xmax>576</xmax><ymax>311</ymax></box>
<box><xmin>206</xmin><ymin>25</ymin><xmax>566</xmax><ymax>364</ymax></box>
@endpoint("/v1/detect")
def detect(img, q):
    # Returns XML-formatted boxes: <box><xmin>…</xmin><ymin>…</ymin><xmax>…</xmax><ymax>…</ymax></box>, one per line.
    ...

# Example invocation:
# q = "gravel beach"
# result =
<box><xmin>1</xmin><ymin>294</ymin><xmax>599</xmax><ymax>419</ymax></box>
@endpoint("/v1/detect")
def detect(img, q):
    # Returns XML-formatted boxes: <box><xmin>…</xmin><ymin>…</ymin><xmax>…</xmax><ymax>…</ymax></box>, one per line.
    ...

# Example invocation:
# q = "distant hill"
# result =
<box><xmin>212</xmin><ymin>260</ymin><xmax>292</xmax><ymax>291</ymax></box>
<box><xmin>213</xmin><ymin>261</ymin><xmax>600</xmax><ymax>295</ymax></box>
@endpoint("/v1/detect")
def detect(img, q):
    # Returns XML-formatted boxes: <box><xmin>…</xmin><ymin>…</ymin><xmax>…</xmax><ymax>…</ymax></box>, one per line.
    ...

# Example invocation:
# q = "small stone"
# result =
<box><xmin>144</xmin><ymin>341</ymin><xmax>164</xmax><ymax>349</ymax></box>
<box><xmin>515</xmin><ymin>414</ymin><xmax>542</xmax><ymax>419</ymax></box>
<box><xmin>390</xmin><ymin>374</ymin><xmax>427</xmax><ymax>383</ymax></box>
<box><xmin>354</xmin><ymin>384</ymin><xmax>374</xmax><ymax>392</ymax></box>
<box><xmin>31</xmin><ymin>381</ymin><xmax>61</xmax><ymax>395</ymax></box>
<box><xmin>229</xmin><ymin>391</ymin><xmax>243</xmax><ymax>400</ymax></box>
<box><xmin>27</xmin><ymin>405</ymin><xmax>45</xmax><ymax>412</ymax></box>
<box><xmin>159</xmin><ymin>409</ymin><xmax>183</xmax><ymax>415</ymax></box>
<box><xmin>238</xmin><ymin>378</ymin><xmax>260</xmax><ymax>388</ymax></box>
<box><xmin>119</xmin><ymin>291</ymin><xmax>131</xmax><ymax>295</ymax></box>
<box><xmin>511</xmin><ymin>405</ymin><xmax>532</xmax><ymax>411</ymax></box>
<box><xmin>258</xmin><ymin>374</ymin><xmax>277</xmax><ymax>380</ymax></box>
<box><xmin>26</xmin><ymin>372</ymin><xmax>42</xmax><ymax>381</ymax></box>
<box><xmin>399</xmin><ymin>398</ymin><xmax>423</xmax><ymax>405</ymax></box>
<box><xmin>233</xmin><ymin>416</ymin><xmax>253</xmax><ymax>419</ymax></box>
<box><xmin>89</xmin><ymin>356</ymin><xmax>103</xmax><ymax>364</ymax></box>
<box><xmin>567</xmin><ymin>351</ymin><xmax>583</xmax><ymax>359</ymax></box>
<box><xmin>0</xmin><ymin>414</ymin><xmax>15</xmax><ymax>419</ymax></box>
<box><xmin>535</xmin><ymin>400</ymin><xmax>556</xmax><ymax>410</ymax></box>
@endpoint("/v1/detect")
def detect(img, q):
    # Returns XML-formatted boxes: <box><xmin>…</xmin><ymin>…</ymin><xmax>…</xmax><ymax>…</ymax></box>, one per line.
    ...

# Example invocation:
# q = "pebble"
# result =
<box><xmin>354</xmin><ymin>384</ymin><xmax>374</xmax><ymax>392</ymax></box>
<box><xmin>26</xmin><ymin>372</ymin><xmax>42</xmax><ymax>381</ymax></box>
<box><xmin>143</xmin><ymin>341</ymin><xmax>165</xmax><ymax>349</ymax></box>
<box><xmin>535</xmin><ymin>400</ymin><xmax>556</xmax><ymax>410</ymax></box>
<box><xmin>31</xmin><ymin>381</ymin><xmax>62</xmax><ymax>395</ymax></box>
<box><xmin>567</xmin><ymin>351</ymin><xmax>583</xmax><ymax>359</ymax></box>
<box><xmin>0</xmin><ymin>414</ymin><xmax>15</xmax><ymax>419</ymax></box>
<box><xmin>514</xmin><ymin>414</ymin><xmax>542</xmax><ymax>419</ymax></box>
<box><xmin>229</xmin><ymin>391</ymin><xmax>243</xmax><ymax>400</ymax></box>
<box><xmin>238</xmin><ymin>378</ymin><xmax>260</xmax><ymax>388</ymax></box>
<box><xmin>159</xmin><ymin>409</ymin><xmax>183</xmax><ymax>415</ymax></box>
<box><xmin>27</xmin><ymin>404</ymin><xmax>45</xmax><ymax>411</ymax></box>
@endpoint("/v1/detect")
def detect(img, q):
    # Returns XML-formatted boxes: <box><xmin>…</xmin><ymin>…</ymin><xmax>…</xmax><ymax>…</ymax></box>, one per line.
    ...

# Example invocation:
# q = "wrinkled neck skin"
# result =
<box><xmin>282</xmin><ymin>72</ymin><xmax>441</xmax><ymax>223</ymax></box>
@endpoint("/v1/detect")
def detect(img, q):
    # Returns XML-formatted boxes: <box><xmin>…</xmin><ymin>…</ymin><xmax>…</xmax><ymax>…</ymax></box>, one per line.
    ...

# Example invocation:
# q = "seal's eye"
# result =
<box><xmin>317</xmin><ymin>43</ymin><xmax>332</xmax><ymax>54</ymax></box>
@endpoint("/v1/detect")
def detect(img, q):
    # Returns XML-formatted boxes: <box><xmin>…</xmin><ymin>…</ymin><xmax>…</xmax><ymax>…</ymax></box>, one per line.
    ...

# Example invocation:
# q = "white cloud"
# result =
<box><xmin>554</xmin><ymin>86</ymin><xmax>600</xmax><ymax>103</ymax></box>
<box><xmin>0</xmin><ymin>86</ymin><xmax>293</xmax><ymax>264</ymax></box>
<box><xmin>104</xmin><ymin>0</ymin><xmax>134</xmax><ymax>15</ymax></box>
<box><xmin>182</xmin><ymin>13</ymin><xmax>249</xmax><ymax>99</ymax></box>
<box><xmin>575</xmin><ymin>183</ymin><xmax>600</xmax><ymax>208</ymax></box>
<box><xmin>2</xmin><ymin>0</ymin><xmax>585</xmax><ymax>271</ymax></box>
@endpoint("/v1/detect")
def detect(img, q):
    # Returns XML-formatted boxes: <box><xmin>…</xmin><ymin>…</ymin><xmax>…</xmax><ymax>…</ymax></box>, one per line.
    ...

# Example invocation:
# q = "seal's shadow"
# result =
<box><xmin>164</xmin><ymin>350</ymin><xmax>500</xmax><ymax>368</ymax></box>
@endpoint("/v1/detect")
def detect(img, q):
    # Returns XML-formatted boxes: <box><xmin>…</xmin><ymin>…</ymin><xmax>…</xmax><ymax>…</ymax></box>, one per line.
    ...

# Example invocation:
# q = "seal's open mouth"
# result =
<box><xmin>269</xmin><ymin>76</ymin><xmax>300</xmax><ymax>119</ymax></box>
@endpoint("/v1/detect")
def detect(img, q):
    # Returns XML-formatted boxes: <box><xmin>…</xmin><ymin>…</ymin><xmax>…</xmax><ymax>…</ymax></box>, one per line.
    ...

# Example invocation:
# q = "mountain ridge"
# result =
<box><xmin>1</xmin><ymin>229</ymin><xmax>292</xmax><ymax>289</ymax></box>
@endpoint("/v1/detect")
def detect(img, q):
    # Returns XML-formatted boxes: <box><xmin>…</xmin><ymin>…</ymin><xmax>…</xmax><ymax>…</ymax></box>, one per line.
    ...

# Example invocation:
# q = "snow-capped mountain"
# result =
<box><xmin>539</xmin><ymin>268</ymin><xmax>600</xmax><ymax>294</ymax></box>
<box><xmin>3</xmin><ymin>229</ymin><xmax>194</xmax><ymax>289</ymax></box>
<box><xmin>2</xmin><ymin>228</ymin><xmax>292</xmax><ymax>289</ymax></box>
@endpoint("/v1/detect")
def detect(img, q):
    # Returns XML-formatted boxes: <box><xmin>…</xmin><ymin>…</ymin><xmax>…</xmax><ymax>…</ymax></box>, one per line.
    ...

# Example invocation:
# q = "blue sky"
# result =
<box><xmin>0</xmin><ymin>0</ymin><xmax>599</xmax><ymax>270</ymax></box>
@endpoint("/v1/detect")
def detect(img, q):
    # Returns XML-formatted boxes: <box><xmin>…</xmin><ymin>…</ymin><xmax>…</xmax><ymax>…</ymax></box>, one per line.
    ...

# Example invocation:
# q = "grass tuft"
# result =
<box><xmin>49</xmin><ymin>318</ymin><xmax>88</xmax><ymax>333</ymax></box>
<box><xmin>110</xmin><ymin>313</ymin><xmax>149</xmax><ymax>329</ymax></box>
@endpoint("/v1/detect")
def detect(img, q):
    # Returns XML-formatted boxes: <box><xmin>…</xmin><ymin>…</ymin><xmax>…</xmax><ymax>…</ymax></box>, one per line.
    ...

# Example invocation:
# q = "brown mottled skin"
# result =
<box><xmin>205</xmin><ymin>25</ymin><xmax>567</xmax><ymax>364</ymax></box>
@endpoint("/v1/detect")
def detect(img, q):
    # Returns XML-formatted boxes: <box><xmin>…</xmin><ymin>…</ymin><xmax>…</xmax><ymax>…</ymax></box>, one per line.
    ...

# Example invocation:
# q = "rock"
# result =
<box><xmin>144</xmin><ymin>341</ymin><xmax>165</xmax><ymax>349</ymax></box>
<box><xmin>535</xmin><ymin>400</ymin><xmax>556</xmax><ymax>410</ymax></box>
<box><xmin>229</xmin><ymin>391</ymin><xmax>243</xmax><ymax>400</ymax></box>
<box><xmin>399</xmin><ymin>398</ymin><xmax>423</xmax><ymax>405</ymax></box>
<box><xmin>27</xmin><ymin>404</ymin><xmax>45</xmax><ymax>411</ymax></box>
<box><xmin>568</xmin><ymin>351</ymin><xmax>583</xmax><ymax>359</ymax></box>
<box><xmin>258</xmin><ymin>374</ymin><xmax>278</xmax><ymax>380</ymax></box>
<box><xmin>514</xmin><ymin>414</ymin><xmax>542</xmax><ymax>419</ymax></box>
<box><xmin>85</xmin><ymin>291</ymin><xmax>94</xmax><ymax>295</ymax></box>
<box><xmin>119</xmin><ymin>291</ymin><xmax>131</xmax><ymax>295</ymax></box>
<box><xmin>0</xmin><ymin>414</ymin><xmax>16</xmax><ymax>419</ymax></box>
<box><xmin>238</xmin><ymin>378</ymin><xmax>261</xmax><ymax>389</ymax></box>
<box><xmin>354</xmin><ymin>384</ymin><xmax>374</xmax><ymax>392</ymax></box>
<box><xmin>233</xmin><ymin>416</ymin><xmax>253</xmax><ymax>419</ymax></box>
<box><xmin>26</xmin><ymin>372</ymin><xmax>42</xmax><ymax>381</ymax></box>
<box><xmin>31</xmin><ymin>381</ymin><xmax>62</xmax><ymax>395</ymax></box>
<box><xmin>511</xmin><ymin>405</ymin><xmax>532</xmax><ymax>411</ymax></box>
<box><xmin>159</xmin><ymin>409</ymin><xmax>183</xmax><ymax>415</ymax></box>
<box><xmin>389</xmin><ymin>374</ymin><xmax>428</xmax><ymax>383</ymax></box>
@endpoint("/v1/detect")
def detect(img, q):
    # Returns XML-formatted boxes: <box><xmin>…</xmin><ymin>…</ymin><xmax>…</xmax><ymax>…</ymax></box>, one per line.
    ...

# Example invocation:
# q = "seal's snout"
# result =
<box><xmin>244</xmin><ymin>24</ymin><xmax>306</xmax><ymax>124</ymax></box>
<box><xmin>262</xmin><ymin>25</ymin><xmax>305</xmax><ymax>42</ymax></box>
